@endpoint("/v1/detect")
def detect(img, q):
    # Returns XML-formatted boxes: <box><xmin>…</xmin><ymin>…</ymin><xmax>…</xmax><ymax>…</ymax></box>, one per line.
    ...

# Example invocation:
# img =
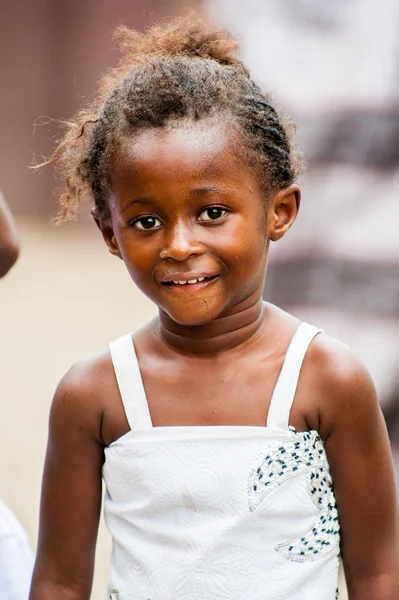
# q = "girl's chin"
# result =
<box><xmin>165</xmin><ymin>312</ymin><xmax>218</xmax><ymax>328</ymax></box>
<box><xmin>161</xmin><ymin>302</ymin><xmax>224</xmax><ymax>328</ymax></box>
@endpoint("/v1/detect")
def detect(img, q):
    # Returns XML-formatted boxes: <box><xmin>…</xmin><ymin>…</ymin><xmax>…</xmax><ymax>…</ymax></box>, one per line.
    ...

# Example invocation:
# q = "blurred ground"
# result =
<box><xmin>0</xmin><ymin>219</ymin><xmax>347</xmax><ymax>598</ymax></box>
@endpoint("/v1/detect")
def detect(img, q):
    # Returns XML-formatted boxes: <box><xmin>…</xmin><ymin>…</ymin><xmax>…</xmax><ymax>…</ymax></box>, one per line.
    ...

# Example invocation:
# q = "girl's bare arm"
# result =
<box><xmin>0</xmin><ymin>192</ymin><xmax>19</xmax><ymax>277</ymax></box>
<box><xmin>29</xmin><ymin>360</ymin><xmax>105</xmax><ymax>600</ymax></box>
<box><xmin>311</xmin><ymin>338</ymin><xmax>399</xmax><ymax>600</ymax></box>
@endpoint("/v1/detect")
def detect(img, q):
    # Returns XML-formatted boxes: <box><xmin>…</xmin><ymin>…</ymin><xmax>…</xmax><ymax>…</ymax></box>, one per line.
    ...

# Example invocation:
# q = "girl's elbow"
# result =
<box><xmin>29</xmin><ymin>578</ymin><xmax>90</xmax><ymax>600</ymax></box>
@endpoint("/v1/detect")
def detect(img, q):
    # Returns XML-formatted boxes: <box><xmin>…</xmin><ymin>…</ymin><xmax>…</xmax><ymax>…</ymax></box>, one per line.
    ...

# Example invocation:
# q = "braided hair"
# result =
<box><xmin>43</xmin><ymin>14</ymin><xmax>304</xmax><ymax>223</ymax></box>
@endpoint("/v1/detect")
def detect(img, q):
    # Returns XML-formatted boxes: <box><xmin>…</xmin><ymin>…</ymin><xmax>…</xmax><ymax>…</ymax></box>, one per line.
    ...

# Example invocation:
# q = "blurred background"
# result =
<box><xmin>1</xmin><ymin>0</ymin><xmax>398</xmax><ymax>598</ymax></box>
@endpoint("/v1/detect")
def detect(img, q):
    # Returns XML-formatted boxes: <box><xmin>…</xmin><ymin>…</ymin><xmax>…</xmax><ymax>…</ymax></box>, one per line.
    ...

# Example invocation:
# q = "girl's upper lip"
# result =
<box><xmin>158</xmin><ymin>272</ymin><xmax>219</xmax><ymax>283</ymax></box>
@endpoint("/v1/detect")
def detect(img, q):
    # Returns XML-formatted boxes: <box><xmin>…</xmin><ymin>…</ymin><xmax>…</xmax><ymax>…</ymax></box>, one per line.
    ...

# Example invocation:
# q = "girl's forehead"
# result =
<box><xmin>112</xmin><ymin>120</ymin><xmax>258</xmax><ymax>192</ymax></box>
<box><xmin>126</xmin><ymin>119</ymin><xmax>230</xmax><ymax>157</ymax></box>
<box><xmin>116</xmin><ymin>120</ymin><xmax>232</xmax><ymax>171</ymax></box>
<box><xmin>116</xmin><ymin>120</ymin><xmax>244</xmax><ymax>175</ymax></box>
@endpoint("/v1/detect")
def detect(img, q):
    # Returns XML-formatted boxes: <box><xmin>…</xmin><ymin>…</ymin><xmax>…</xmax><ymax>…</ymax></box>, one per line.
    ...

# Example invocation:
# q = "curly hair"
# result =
<box><xmin>40</xmin><ymin>14</ymin><xmax>304</xmax><ymax>223</ymax></box>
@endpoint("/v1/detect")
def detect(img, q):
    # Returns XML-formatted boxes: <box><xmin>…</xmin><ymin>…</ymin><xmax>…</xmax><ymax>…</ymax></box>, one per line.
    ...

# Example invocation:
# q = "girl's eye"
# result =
<box><xmin>198</xmin><ymin>207</ymin><xmax>227</xmax><ymax>222</ymax></box>
<box><xmin>132</xmin><ymin>216</ymin><xmax>162</xmax><ymax>230</ymax></box>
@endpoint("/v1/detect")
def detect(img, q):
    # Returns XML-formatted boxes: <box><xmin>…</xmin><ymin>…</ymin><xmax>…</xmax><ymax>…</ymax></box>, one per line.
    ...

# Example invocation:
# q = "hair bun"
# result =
<box><xmin>114</xmin><ymin>13</ymin><xmax>249</xmax><ymax>76</ymax></box>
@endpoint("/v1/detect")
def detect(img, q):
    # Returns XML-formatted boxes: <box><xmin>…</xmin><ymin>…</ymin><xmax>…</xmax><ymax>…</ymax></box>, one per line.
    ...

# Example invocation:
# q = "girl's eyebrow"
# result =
<box><xmin>190</xmin><ymin>186</ymin><xmax>234</xmax><ymax>197</ymax></box>
<box><xmin>122</xmin><ymin>197</ymin><xmax>153</xmax><ymax>212</ymax></box>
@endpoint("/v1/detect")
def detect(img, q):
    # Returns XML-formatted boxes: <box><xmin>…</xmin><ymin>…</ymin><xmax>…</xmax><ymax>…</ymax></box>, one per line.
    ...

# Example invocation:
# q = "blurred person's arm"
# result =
<box><xmin>29</xmin><ymin>359</ymin><xmax>105</xmax><ymax>600</ymax></box>
<box><xmin>0</xmin><ymin>192</ymin><xmax>19</xmax><ymax>277</ymax></box>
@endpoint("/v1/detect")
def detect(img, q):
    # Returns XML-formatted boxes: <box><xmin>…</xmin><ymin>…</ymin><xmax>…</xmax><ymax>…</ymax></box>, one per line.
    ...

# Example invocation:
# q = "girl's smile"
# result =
<box><xmin>159</xmin><ymin>274</ymin><xmax>220</xmax><ymax>294</ymax></box>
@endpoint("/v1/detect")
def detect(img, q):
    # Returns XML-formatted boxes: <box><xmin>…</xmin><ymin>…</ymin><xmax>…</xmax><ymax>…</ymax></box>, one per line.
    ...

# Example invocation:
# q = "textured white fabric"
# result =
<box><xmin>0</xmin><ymin>499</ymin><xmax>34</xmax><ymax>600</ymax></box>
<box><xmin>103</xmin><ymin>322</ymin><xmax>340</xmax><ymax>600</ymax></box>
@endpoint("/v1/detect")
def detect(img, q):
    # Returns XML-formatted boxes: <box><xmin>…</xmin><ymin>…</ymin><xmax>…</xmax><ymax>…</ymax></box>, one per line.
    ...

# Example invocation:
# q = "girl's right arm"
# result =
<box><xmin>29</xmin><ymin>360</ymin><xmax>105</xmax><ymax>600</ymax></box>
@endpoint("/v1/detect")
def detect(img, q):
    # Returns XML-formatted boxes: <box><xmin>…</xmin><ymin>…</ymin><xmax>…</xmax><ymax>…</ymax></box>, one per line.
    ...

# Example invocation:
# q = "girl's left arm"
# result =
<box><xmin>321</xmin><ymin>342</ymin><xmax>399</xmax><ymax>600</ymax></box>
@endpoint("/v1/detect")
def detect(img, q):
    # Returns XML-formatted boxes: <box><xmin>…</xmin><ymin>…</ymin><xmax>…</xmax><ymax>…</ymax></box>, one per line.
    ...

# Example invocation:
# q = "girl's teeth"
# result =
<box><xmin>170</xmin><ymin>277</ymin><xmax>210</xmax><ymax>285</ymax></box>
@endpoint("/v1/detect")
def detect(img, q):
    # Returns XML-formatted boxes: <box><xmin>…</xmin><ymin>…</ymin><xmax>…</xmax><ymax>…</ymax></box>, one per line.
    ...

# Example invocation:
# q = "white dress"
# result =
<box><xmin>103</xmin><ymin>322</ymin><xmax>340</xmax><ymax>600</ymax></box>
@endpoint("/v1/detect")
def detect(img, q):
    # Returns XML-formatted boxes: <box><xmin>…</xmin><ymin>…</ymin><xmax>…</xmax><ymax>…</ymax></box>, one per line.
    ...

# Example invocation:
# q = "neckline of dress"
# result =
<box><xmin>106</xmin><ymin>423</ymin><xmax>313</xmax><ymax>449</ymax></box>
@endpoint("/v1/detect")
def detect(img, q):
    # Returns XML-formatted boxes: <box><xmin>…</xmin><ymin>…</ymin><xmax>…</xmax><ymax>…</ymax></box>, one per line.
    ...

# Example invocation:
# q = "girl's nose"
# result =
<box><xmin>159</xmin><ymin>221</ymin><xmax>204</xmax><ymax>262</ymax></box>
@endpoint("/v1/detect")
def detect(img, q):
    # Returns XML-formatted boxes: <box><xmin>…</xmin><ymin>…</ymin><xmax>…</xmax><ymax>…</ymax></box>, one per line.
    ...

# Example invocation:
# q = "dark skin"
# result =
<box><xmin>30</xmin><ymin>120</ymin><xmax>399</xmax><ymax>600</ymax></box>
<box><xmin>0</xmin><ymin>192</ymin><xmax>19</xmax><ymax>277</ymax></box>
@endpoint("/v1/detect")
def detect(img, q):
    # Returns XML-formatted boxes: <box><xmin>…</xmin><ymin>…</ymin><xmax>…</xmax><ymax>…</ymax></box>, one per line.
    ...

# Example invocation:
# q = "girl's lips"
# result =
<box><xmin>161</xmin><ymin>274</ymin><xmax>219</xmax><ymax>294</ymax></box>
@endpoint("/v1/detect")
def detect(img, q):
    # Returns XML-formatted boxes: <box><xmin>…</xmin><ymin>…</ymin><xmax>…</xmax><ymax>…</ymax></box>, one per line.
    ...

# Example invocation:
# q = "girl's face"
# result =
<box><xmin>98</xmin><ymin>120</ymin><xmax>298</xmax><ymax>326</ymax></box>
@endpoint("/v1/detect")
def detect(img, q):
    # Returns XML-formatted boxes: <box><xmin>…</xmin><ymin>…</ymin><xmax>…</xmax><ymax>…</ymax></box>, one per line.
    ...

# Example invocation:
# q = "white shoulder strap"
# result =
<box><xmin>109</xmin><ymin>334</ymin><xmax>153</xmax><ymax>431</ymax></box>
<box><xmin>266</xmin><ymin>322</ymin><xmax>323</xmax><ymax>430</ymax></box>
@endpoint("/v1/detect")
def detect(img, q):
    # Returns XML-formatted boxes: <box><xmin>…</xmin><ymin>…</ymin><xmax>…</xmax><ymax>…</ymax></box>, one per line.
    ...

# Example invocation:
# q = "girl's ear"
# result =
<box><xmin>268</xmin><ymin>184</ymin><xmax>301</xmax><ymax>242</ymax></box>
<box><xmin>90</xmin><ymin>207</ymin><xmax>122</xmax><ymax>259</ymax></box>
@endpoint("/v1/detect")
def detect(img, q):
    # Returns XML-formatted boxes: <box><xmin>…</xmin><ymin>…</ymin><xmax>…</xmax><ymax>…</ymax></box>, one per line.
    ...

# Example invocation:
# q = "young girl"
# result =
<box><xmin>29</xmin><ymin>15</ymin><xmax>399</xmax><ymax>600</ymax></box>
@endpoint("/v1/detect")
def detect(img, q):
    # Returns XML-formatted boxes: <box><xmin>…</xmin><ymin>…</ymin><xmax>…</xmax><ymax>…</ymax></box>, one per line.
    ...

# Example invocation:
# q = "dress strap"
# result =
<box><xmin>266</xmin><ymin>322</ymin><xmax>323</xmax><ymax>430</ymax></box>
<box><xmin>109</xmin><ymin>334</ymin><xmax>153</xmax><ymax>431</ymax></box>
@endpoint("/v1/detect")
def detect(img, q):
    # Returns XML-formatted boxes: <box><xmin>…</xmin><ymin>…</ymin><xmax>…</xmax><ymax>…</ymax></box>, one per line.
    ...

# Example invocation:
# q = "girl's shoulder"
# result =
<box><xmin>56</xmin><ymin>348</ymin><xmax>114</xmax><ymax>401</ymax></box>
<box><xmin>268</xmin><ymin>304</ymin><xmax>377</xmax><ymax>437</ymax></box>
<box><xmin>305</xmin><ymin>328</ymin><xmax>374</xmax><ymax>398</ymax></box>
<box><xmin>297</xmin><ymin>326</ymin><xmax>377</xmax><ymax>439</ymax></box>
<box><xmin>50</xmin><ymin>348</ymin><xmax>117</xmax><ymax>445</ymax></box>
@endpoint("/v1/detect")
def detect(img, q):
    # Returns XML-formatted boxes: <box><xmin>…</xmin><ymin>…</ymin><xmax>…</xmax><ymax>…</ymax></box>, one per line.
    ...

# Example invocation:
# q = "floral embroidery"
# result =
<box><xmin>248</xmin><ymin>427</ymin><xmax>340</xmax><ymax>561</ymax></box>
<box><xmin>167</xmin><ymin>542</ymin><xmax>239</xmax><ymax>599</ymax></box>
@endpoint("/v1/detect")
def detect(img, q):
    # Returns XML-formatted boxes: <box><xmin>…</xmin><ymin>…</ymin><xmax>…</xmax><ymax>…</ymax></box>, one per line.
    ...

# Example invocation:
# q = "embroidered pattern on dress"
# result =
<box><xmin>248</xmin><ymin>427</ymin><xmax>340</xmax><ymax>562</ymax></box>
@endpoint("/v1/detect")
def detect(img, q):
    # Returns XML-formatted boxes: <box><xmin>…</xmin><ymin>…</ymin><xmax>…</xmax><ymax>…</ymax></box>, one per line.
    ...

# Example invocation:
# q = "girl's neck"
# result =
<box><xmin>157</xmin><ymin>295</ymin><xmax>267</xmax><ymax>356</ymax></box>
